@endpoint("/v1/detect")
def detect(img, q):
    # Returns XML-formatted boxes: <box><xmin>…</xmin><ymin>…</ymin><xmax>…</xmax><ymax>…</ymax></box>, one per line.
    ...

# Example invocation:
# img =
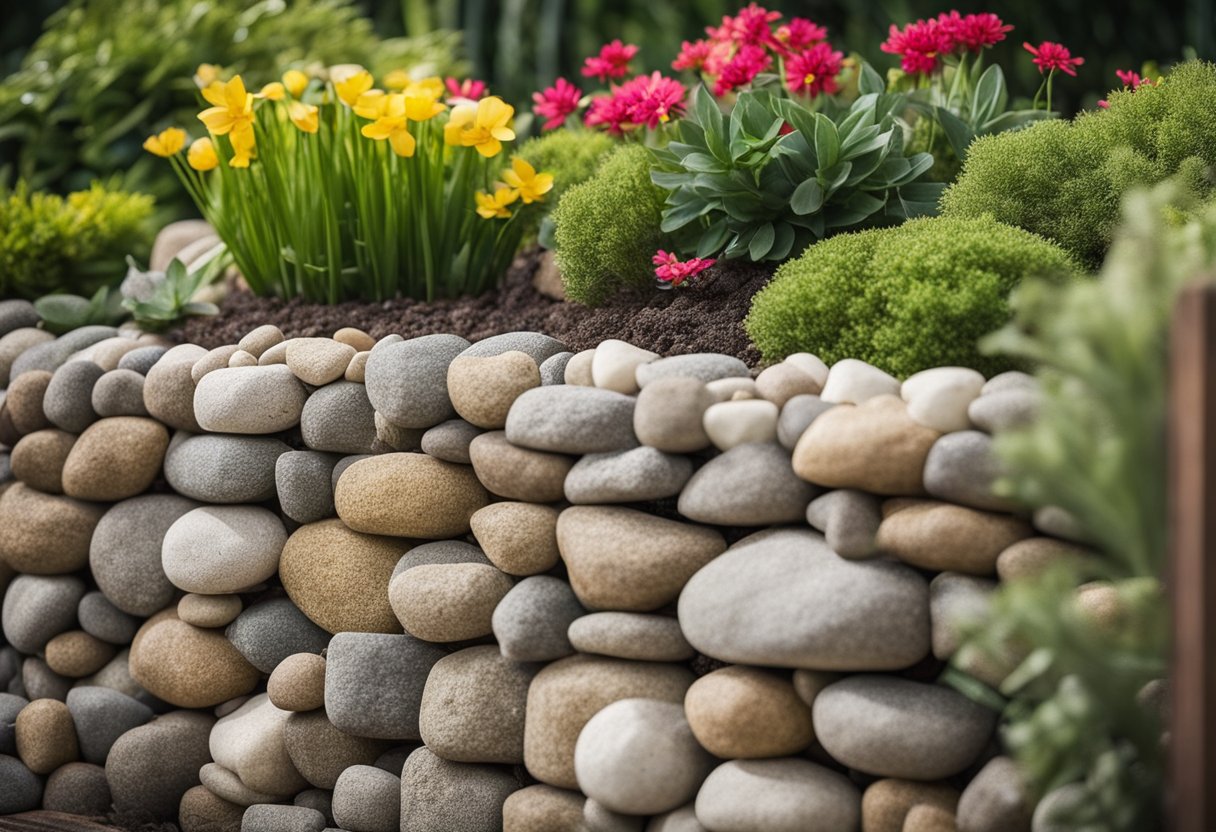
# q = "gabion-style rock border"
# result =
<box><xmin>0</xmin><ymin>297</ymin><xmax>1085</xmax><ymax>831</ymax></box>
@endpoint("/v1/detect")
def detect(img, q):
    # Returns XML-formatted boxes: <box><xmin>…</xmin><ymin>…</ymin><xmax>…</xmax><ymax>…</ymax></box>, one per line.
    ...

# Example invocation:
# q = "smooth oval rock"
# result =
<box><xmin>923</xmin><ymin>430</ymin><xmax>1019</xmax><ymax>513</ymax></box>
<box><xmin>162</xmin><ymin>506</ymin><xmax>286</xmax><ymax>594</ymax></box>
<box><xmin>211</xmin><ymin>693</ymin><xmax>309</xmax><ymax>798</ymax></box>
<box><xmin>144</xmin><ymin>343</ymin><xmax>207</xmax><ymax>431</ymax></box>
<box><xmin>902</xmin><ymin>367</ymin><xmax>985</xmax><ymax>433</ymax></box>
<box><xmin>287</xmin><ymin>338</ymin><xmax>356</xmax><ymax>386</ymax></box>
<box><xmin>106</xmin><ymin>709</ymin><xmax>215</xmax><ymax>820</ymax></box>
<box><xmin>506</xmin><ymin>385</ymin><xmax>638</xmax><ymax>454</ymax></box>
<box><xmin>178</xmin><ymin>593</ymin><xmax>243</xmax><ymax>629</ymax></box>
<box><xmin>15</xmin><ymin>698</ymin><xmax>79</xmax><ymax>774</ymax></box>
<box><xmin>364</xmin><ymin>334</ymin><xmax>470</xmax><ymax>429</ymax></box>
<box><xmin>592</xmin><ymin>340</ymin><xmax>657</xmax><ymax>394</ymax></box>
<box><xmin>43</xmin><ymin>760</ymin><xmax>112</xmax><ymax>816</ymax></box>
<box><xmin>678</xmin><ymin>528</ymin><xmax>930</xmax><ymax>670</ymax></box>
<box><xmin>684</xmin><ymin>666</ymin><xmax>814</xmax><ymax>759</ymax></box>
<box><xmin>92</xmin><ymin>368</ymin><xmax>149</xmax><ymax>417</ymax></box>
<box><xmin>390</xmin><ymin>562</ymin><xmax>513</xmax><ymax>643</ymax></box>
<box><xmin>116</xmin><ymin>344</ymin><xmax>168</xmax><ymax>375</ymax></box>
<box><xmin>565</xmin><ymin>446</ymin><xmax>693</xmax><ymax>504</ymax></box>
<box><xmin>268</xmin><ymin>653</ymin><xmax>326</xmax><ymax>713</ymax></box>
<box><xmin>557</xmin><ymin>506</ymin><xmax>726</xmax><ymax>612</ymax></box>
<box><xmin>876</xmin><ymin>499</ymin><xmax>1033</xmax><ymax>575</ymax></box>
<box><xmin>194</xmin><ymin>365</ymin><xmax>308</xmax><ymax>434</ymax></box>
<box><xmin>419</xmin><ymin>419</ymin><xmax>482</xmax><ymax>464</ymax></box>
<box><xmin>43</xmin><ymin>360</ymin><xmax>104</xmax><ymax>433</ymax></box>
<box><xmin>460</xmin><ymin>331</ymin><xmax>568</xmax><ymax>365</ymax></box>
<box><xmin>470</xmin><ymin>502</ymin><xmax>560</xmax><ymax>576</ymax></box>
<box><xmin>129</xmin><ymin>609</ymin><xmax>260</xmax><ymax>708</ymax></box>
<box><xmin>91</xmin><ymin>494</ymin><xmax>197</xmax><ymax>616</ymax></box>
<box><xmin>776</xmin><ymin>394</ymin><xmax>834</xmax><ymax>451</ymax></box>
<box><xmin>860</xmin><ymin>778</ymin><xmax>960</xmax><ymax>832</ymax></box>
<box><xmin>333</xmin><ymin>764</ymin><xmax>401</xmax><ymax>832</ymax></box>
<box><xmin>78</xmin><ymin>591</ymin><xmax>141</xmax><ymax>644</ymax></box>
<box><xmin>567</xmin><ymin>613</ymin><xmax>693</xmax><ymax>662</ymax></box>
<box><xmin>449</xmin><ymin>351</ymin><xmax>542</xmax><ymax>429</ymax></box>
<box><xmin>820</xmin><ymin>358</ymin><xmax>901</xmax><ymax>404</ymax></box>
<box><xmin>2</xmin><ymin>574</ymin><xmax>86</xmax><ymax>654</ymax></box>
<box><xmin>633</xmin><ymin>377</ymin><xmax>713</xmax><ymax>453</ymax></box>
<box><xmin>65</xmin><ymin>686</ymin><xmax>152</xmax><ymax>765</ymax></box>
<box><xmin>492</xmin><ymin>576</ymin><xmax>586</xmax><ymax>662</ymax></box>
<box><xmin>335</xmin><ymin>453</ymin><xmax>488</xmax><ymax>539</ymax></box>
<box><xmin>225</xmin><ymin>597</ymin><xmax>331</xmax><ymax>674</ymax></box>
<box><xmin>283</xmin><ymin>709</ymin><xmax>392</xmax><ymax>790</ymax></box>
<box><xmin>301</xmin><ymin>381</ymin><xmax>376</xmax><ymax>454</ymax></box>
<box><xmin>503</xmin><ymin>784</ymin><xmax>586</xmax><ymax>832</ymax></box>
<box><xmin>276</xmin><ymin>450</ymin><xmax>340</xmax><ymax>525</ymax></box>
<box><xmin>324</xmin><ymin>632</ymin><xmax>447</xmax><ymax>740</ymax></box>
<box><xmin>45</xmin><ymin>630</ymin><xmax>116</xmax><ymax>677</ymax></box>
<box><xmin>755</xmin><ymin>362</ymin><xmax>822</xmax><ymax>407</ymax></box>
<box><xmin>695</xmin><ymin>758</ymin><xmax>860</xmax><ymax>832</ymax></box>
<box><xmin>10</xmin><ymin>428</ymin><xmax>75</xmax><ymax>494</ymax></box>
<box><xmin>468</xmin><ymin>431</ymin><xmax>574</xmax><ymax>502</ymax></box>
<box><xmin>813</xmin><ymin>675</ymin><xmax>997</xmax><ymax>779</ymax></box>
<box><xmin>0</xmin><ymin>328</ymin><xmax>54</xmax><ymax>388</ymax></box>
<box><xmin>399</xmin><ymin>746</ymin><xmax>522</xmax><ymax>832</ymax></box>
<box><xmin>61</xmin><ymin>416</ymin><xmax>169</xmax><ymax>501</ymax></box>
<box><xmin>239</xmin><ymin>325</ymin><xmax>285</xmax><ymax>358</ymax></box>
<box><xmin>702</xmin><ymin>399</ymin><xmax>779</xmax><ymax>451</ymax></box>
<box><xmin>678</xmin><ymin>441</ymin><xmax>817</xmax><ymax>526</ymax></box>
<box><xmin>636</xmin><ymin>353</ymin><xmax>750</xmax><ymax>388</ymax></box>
<box><xmin>5</xmin><ymin>369</ymin><xmax>53</xmax><ymax>435</ymax></box>
<box><xmin>0</xmin><ymin>483</ymin><xmax>104</xmax><ymax>574</ymax></box>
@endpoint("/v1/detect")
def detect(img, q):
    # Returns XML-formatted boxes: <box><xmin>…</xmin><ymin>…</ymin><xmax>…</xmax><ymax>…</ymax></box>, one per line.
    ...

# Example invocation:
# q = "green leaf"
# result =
<box><xmin>812</xmin><ymin>114</ymin><xmax>840</xmax><ymax>171</ymax></box>
<box><xmin>692</xmin><ymin>85</ymin><xmax>730</xmax><ymax>163</ymax></box>
<box><xmin>858</xmin><ymin>62</ymin><xmax>886</xmax><ymax>96</ymax></box>
<box><xmin>971</xmin><ymin>64</ymin><xmax>1008</xmax><ymax>127</ymax></box>
<box><xmin>749</xmin><ymin>222</ymin><xmax>775</xmax><ymax>260</ymax></box>
<box><xmin>933</xmin><ymin>107</ymin><xmax>977</xmax><ymax>160</ymax></box>
<box><xmin>790</xmin><ymin>179</ymin><xmax>825</xmax><ymax>215</ymax></box>
<box><xmin>768</xmin><ymin>222</ymin><xmax>796</xmax><ymax>261</ymax></box>
<box><xmin>696</xmin><ymin>218</ymin><xmax>731</xmax><ymax>257</ymax></box>
<box><xmin>660</xmin><ymin>199</ymin><xmax>714</xmax><ymax>232</ymax></box>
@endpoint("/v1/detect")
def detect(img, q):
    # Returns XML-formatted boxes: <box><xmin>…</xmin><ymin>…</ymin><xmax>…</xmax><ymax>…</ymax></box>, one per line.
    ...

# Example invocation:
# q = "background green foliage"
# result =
<box><xmin>552</xmin><ymin>143</ymin><xmax>667</xmax><ymax>306</ymax></box>
<box><xmin>0</xmin><ymin>0</ymin><xmax>462</xmax><ymax>213</ymax></box>
<box><xmin>0</xmin><ymin>181</ymin><xmax>154</xmax><ymax>300</ymax></box>
<box><xmin>942</xmin><ymin>60</ymin><xmax>1216</xmax><ymax>269</ymax></box>
<box><xmin>745</xmin><ymin>215</ymin><xmax>1076</xmax><ymax>377</ymax></box>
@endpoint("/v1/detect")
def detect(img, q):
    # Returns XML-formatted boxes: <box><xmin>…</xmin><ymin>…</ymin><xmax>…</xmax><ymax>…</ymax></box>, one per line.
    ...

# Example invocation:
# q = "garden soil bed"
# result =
<box><xmin>174</xmin><ymin>249</ymin><xmax>772</xmax><ymax>366</ymax></box>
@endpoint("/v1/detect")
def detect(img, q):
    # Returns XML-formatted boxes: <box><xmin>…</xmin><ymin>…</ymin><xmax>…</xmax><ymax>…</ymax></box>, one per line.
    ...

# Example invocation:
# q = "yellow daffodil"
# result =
<box><xmin>283</xmin><ymin>69</ymin><xmax>309</xmax><ymax>98</ymax></box>
<box><xmin>187</xmin><ymin>137</ymin><xmax>219</xmax><ymax>171</ymax></box>
<box><xmin>405</xmin><ymin>76</ymin><xmax>445</xmax><ymax>101</ymax></box>
<box><xmin>229</xmin><ymin>124</ymin><xmax>255</xmax><ymax>168</ymax></box>
<box><xmin>335</xmin><ymin>70</ymin><xmax>374</xmax><ymax>107</ymax></box>
<box><xmin>258</xmin><ymin>82</ymin><xmax>285</xmax><ymax>101</ymax></box>
<box><xmin>289</xmin><ymin>100</ymin><xmax>319</xmax><ymax>134</ymax></box>
<box><xmin>199</xmin><ymin>75</ymin><xmax>254</xmax><ymax>137</ymax></box>
<box><xmin>384</xmin><ymin>69</ymin><xmax>411</xmax><ymax>90</ymax></box>
<box><xmin>443</xmin><ymin>96</ymin><xmax>515</xmax><ymax>158</ymax></box>
<box><xmin>359</xmin><ymin>92</ymin><xmax>443</xmax><ymax>156</ymax></box>
<box><xmin>143</xmin><ymin>127</ymin><xmax>187</xmax><ymax>157</ymax></box>
<box><xmin>501</xmin><ymin>158</ymin><xmax>554</xmax><ymax>204</ymax></box>
<box><xmin>353</xmin><ymin>89</ymin><xmax>388</xmax><ymax>120</ymax></box>
<box><xmin>475</xmin><ymin>186</ymin><xmax>518</xmax><ymax>219</ymax></box>
<box><xmin>194</xmin><ymin>63</ymin><xmax>221</xmax><ymax>89</ymax></box>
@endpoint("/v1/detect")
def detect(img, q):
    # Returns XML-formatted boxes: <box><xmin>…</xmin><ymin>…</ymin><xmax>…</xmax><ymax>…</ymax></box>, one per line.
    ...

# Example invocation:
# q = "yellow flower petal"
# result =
<box><xmin>474</xmin><ymin>138</ymin><xmax>502</xmax><ymax>158</ymax></box>
<box><xmin>384</xmin><ymin>69</ymin><xmax>411</xmax><ymax>90</ymax></box>
<box><xmin>142</xmin><ymin>127</ymin><xmax>187</xmax><ymax>157</ymax></box>
<box><xmin>336</xmin><ymin>70</ymin><xmax>374</xmax><ymax>107</ymax></box>
<box><xmin>353</xmin><ymin>90</ymin><xmax>388</xmax><ymax>120</ymax></box>
<box><xmin>283</xmin><ymin>69</ymin><xmax>309</xmax><ymax>98</ymax></box>
<box><xmin>187</xmin><ymin>137</ymin><xmax>218</xmax><ymax>171</ymax></box>
<box><xmin>388</xmin><ymin>128</ymin><xmax>416</xmax><ymax>157</ymax></box>
<box><xmin>259</xmin><ymin>82</ymin><xmax>285</xmax><ymax>101</ymax></box>
<box><xmin>194</xmin><ymin>63</ymin><xmax>221</xmax><ymax>90</ymax></box>
<box><xmin>201</xmin><ymin>80</ymin><xmax>228</xmax><ymax>108</ymax></box>
<box><xmin>288</xmin><ymin>100</ymin><xmax>319</xmax><ymax>133</ymax></box>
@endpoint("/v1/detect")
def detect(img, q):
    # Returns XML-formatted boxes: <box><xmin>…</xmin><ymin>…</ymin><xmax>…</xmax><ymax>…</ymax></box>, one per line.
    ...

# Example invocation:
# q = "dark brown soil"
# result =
<box><xmin>175</xmin><ymin>250</ymin><xmax>773</xmax><ymax>366</ymax></box>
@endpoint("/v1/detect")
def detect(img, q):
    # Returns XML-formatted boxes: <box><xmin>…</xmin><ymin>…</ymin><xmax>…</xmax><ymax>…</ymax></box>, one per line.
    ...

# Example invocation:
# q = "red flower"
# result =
<box><xmin>532</xmin><ymin>77</ymin><xmax>582</xmax><ymax>131</ymax></box>
<box><xmin>444</xmin><ymin>77</ymin><xmax>486</xmax><ymax>101</ymax></box>
<box><xmin>673</xmin><ymin>39</ymin><xmax>714</xmax><ymax>71</ymax></box>
<box><xmin>584</xmin><ymin>93</ymin><xmax>631</xmax><ymax>134</ymax></box>
<box><xmin>653</xmin><ymin>250</ymin><xmax>716</xmax><ymax>286</ymax></box>
<box><xmin>775</xmin><ymin>18</ymin><xmax>828</xmax><ymax>52</ymax></box>
<box><xmin>1115</xmin><ymin>68</ymin><xmax>1154</xmax><ymax>89</ymax></box>
<box><xmin>938</xmin><ymin>11</ymin><xmax>1012</xmax><ymax>52</ymax></box>
<box><xmin>713</xmin><ymin>43</ymin><xmax>772</xmax><ymax>96</ymax></box>
<box><xmin>585</xmin><ymin>72</ymin><xmax>687</xmax><ymax>133</ymax></box>
<box><xmin>709</xmin><ymin>3</ymin><xmax>781</xmax><ymax>46</ymax></box>
<box><xmin>582</xmin><ymin>39</ymin><xmax>639</xmax><ymax>82</ymax></box>
<box><xmin>881</xmin><ymin>19</ymin><xmax>953</xmax><ymax>76</ymax></box>
<box><xmin>785</xmin><ymin>42</ymin><xmax>843</xmax><ymax>98</ymax></box>
<box><xmin>1024</xmin><ymin>41</ymin><xmax>1084</xmax><ymax>76</ymax></box>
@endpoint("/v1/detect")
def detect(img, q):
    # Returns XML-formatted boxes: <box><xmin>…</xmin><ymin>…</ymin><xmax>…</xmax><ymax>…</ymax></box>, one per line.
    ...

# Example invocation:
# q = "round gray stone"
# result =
<box><xmin>44</xmin><ymin>360</ymin><xmax>105</xmax><ymax>432</ymax></box>
<box><xmin>539</xmin><ymin>352</ymin><xmax>574</xmax><ymax>386</ymax></box>
<box><xmin>92</xmin><ymin>368</ymin><xmax>149</xmax><ymax>417</ymax></box>
<box><xmin>11</xmin><ymin>326</ymin><xmax>117</xmax><ymax>378</ymax></box>
<box><xmin>90</xmin><ymin>494</ymin><xmax>198</xmax><ymax>616</ymax></box>
<box><xmin>78</xmin><ymin>591</ymin><xmax>141</xmax><ymax>645</ymax></box>
<box><xmin>635</xmin><ymin>354</ymin><xmax>750</xmax><ymax>387</ymax></box>
<box><xmin>678</xmin><ymin>442</ymin><xmax>819</xmax><ymax>526</ymax></box>
<box><xmin>324</xmin><ymin>632</ymin><xmax>447</xmax><ymax>740</ymax></box>
<box><xmin>813</xmin><ymin>675</ymin><xmax>998</xmax><ymax>779</ymax></box>
<box><xmin>565</xmin><ymin>447</ymin><xmax>693</xmax><ymax>504</ymax></box>
<box><xmin>957</xmin><ymin>755</ymin><xmax>1033</xmax><ymax>832</ymax></box>
<box><xmin>968</xmin><ymin>388</ymin><xmax>1041</xmax><ymax>434</ymax></box>
<box><xmin>924</xmin><ymin>430</ymin><xmax>1020</xmax><ymax>512</ymax></box>
<box><xmin>420</xmin><ymin>419</ymin><xmax>483</xmax><ymax>464</ymax></box>
<box><xmin>399</xmin><ymin>746</ymin><xmax>521</xmax><ymax>832</ymax></box>
<box><xmin>66</xmin><ymin>685</ymin><xmax>154</xmax><ymax>764</ymax></box>
<box><xmin>0</xmin><ymin>329</ymin><xmax>54</xmax><ymax>388</ymax></box>
<box><xmin>0</xmin><ymin>692</ymin><xmax>28</xmax><ymax>756</ymax></box>
<box><xmin>567</xmin><ymin>613</ymin><xmax>694</xmax><ymax>662</ymax></box>
<box><xmin>505</xmin><ymin>386</ymin><xmax>638</xmax><ymax>454</ymax></box>
<box><xmin>633</xmin><ymin>377</ymin><xmax>713</xmax><ymax>454</ymax></box>
<box><xmin>930</xmin><ymin>572</ymin><xmax>997</xmax><ymax>662</ymax></box>
<box><xmin>0</xmin><ymin>754</ymin><xmax>42</xmax><ymax>813</ymax></box>
<box><xmin>116</xmin><ymin>345</ymin><xmax>168</xmax><ymax>375</ymax></box>
<box><xmin>392</xmin><ymin>540</ymin><xmax>491</xmax><ymax>579</ymax></box>
<box><xmin>777</xmin><ymin>394</ymin><xmax>835</xmax><ymax>451</ymax></box>
<box><xmin>23</xmin><ymin>656</ymin><xmax>72</xmax><ymax>700</ymax></box>
<box><xmin>459</xmin><ymin>332</ymin><xmax>567</xmax><ymax>365</ymax></box>
<box><xmin>2</xmin><ymin>573</ymin><xmax>86</xmax><ymax>653</ymax></box>
<box><xmin>302</xmin><ymin>381</ymin><xmax>377</xmax><ymax>454</ymax></box>
<box><xmin>0</xmin><ymin>300</ymin><xmax>39</xmax><ymax>339</ymax></box>
<box><xmin>491</xmin><ymin>576</ymin><xmax>585</xmax><ymax>662</ymax></box>
<box><xmin>277</xmin><ymin>451</ymin><xmax>341</xmax><ymax>524</ymax></box>
<box><xmin>294</xmin><ymin>788</ymin><xmax>335</xmax><ymax>825</ymax></box>
<box><xmin>43</xmin><ymin>760</ymin><xmax>111</xmax><ymax>815</ymax></box>
<box><xmin>106</xmin><ymin>709</ymin><xmax>215</xmax><ymax>821</ymax></box>
<box><xmin>364</xmin><ymin>334</ymin><xmax>470</xmax><ymax>429</ymax></box>
<box><xmin>194</xmin><ymin>365</ymin><xmax>309</xmax><ymax>434</ymax></box>
<box><xmin>333</xmin><ymin>764</ymin><xmax>401</xmax><ymax>832</ymax></box>
<box><xmin>242</xmin><ymin>804</ymin><xmax>327</xmax><ymax>832</ymax></box>
<box><xmin>226</xmin><ymin>598</ymin><xmax>332</xmax><ymax>674</ymax></box>
<box><xmin>695</xmin><ymin>759</ymin><xmax>859</xmax><ymax>832</ymax></box>
<box><xmin>165</xmin><ymin>433</ymin><xmax>290</xmax><ymax>504</ymax></box>
<box><xmin>805</xmin><ymin>489</ymin><xmax>883</xmax><ymax>560</ymax></box>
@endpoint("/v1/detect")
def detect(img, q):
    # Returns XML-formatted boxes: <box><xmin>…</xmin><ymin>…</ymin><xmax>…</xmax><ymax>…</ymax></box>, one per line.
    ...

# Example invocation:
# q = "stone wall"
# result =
<box><xmin>0</xmin><ymin>297</ymin><xmax>1085</xmax><ymax>832</ymax></box>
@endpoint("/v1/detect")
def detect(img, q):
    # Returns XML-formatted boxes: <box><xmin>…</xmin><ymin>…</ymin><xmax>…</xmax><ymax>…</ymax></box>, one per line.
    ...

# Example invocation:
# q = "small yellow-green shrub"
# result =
<box><xmin>745</xmin><ymin>215</ymin><xmax>1077</xmax><ymax>378</ymax></box>
<box><xmin>517</xmin><ymin>128</ymin><xmax>614</xmax><ymax>210</ymax></box>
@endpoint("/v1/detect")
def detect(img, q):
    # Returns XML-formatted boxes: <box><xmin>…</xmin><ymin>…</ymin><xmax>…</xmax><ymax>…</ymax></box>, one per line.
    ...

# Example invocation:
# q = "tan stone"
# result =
<box><xmin>239</xmin><ymin>324</ymin><xmax>285</xmax><ymax>359</ymax></box>
<box><xmin>89</xmin><ymin>337</ymin><xmax>141</xmax><ymax>371</ymax></box>
<box><xmin>334</xmin><ymin>327</ymin><xmax>375</xmax><ymax>352</ymax></box>
<box><xmin>448</xmin><ymin>351</ymin><xmax>541</xmax><ymax>429</ymax></box>
<box><xmin>390</xmin><ymin>563</ymin><xmax>513</xmax><ymax>642</ymax></box>
<box><xmin>45</xmin><ymin>630</ymin><xmax>116</xmax><ymax>677</ymax></box>
<box><xmin>0</xmin><ymin>483</ymin><xmax>105</xmax><ymax>574</ymax></box>
<box><xmin>755</xmin><ymin>362</ymin><xmax>822</xmax><ymax>407</ymax></box>
<box><xmin>556</xmin><ymin>506</ymin><xmax>726</xmax><ymax>611</ymax></box>
<box><xmin>335</xmin><ymin>453</ymin><xmax>488</xmax><ymax>538</ymax></box>
<box><xmin>129</xmin><ymin>609</ymin><xmax>260</xmax><ymax>708</ymax></box>
<box><xmin>792</xmin><ymin>395</ymin><xmax>940</xmax><ymax>495</ymax></box>
<box><xmin>227</xmin><ymin>349</ymin><xmax>257</xmax><ymax>368</ymax></box>
<box><xmin>345</xmin><ymin>350</ymin><xmax>369</xmax><ymax>382</ymax></box>
<box><xmin>468</xmin><ymin>431</ymin><xmax>574</xmax><ymax>503</ymax></box>
<box><xmin>903</xmin><ymin>804</ymin><xmax>959</xmax><ymax>832</ymax></box>
<box><xmin>470</xmin><ymin>502</ymin><xmax>561</xmax><ymax>575</ymax></box>
<box><xmin>267</xmin><ymin>653</ymin><xmax>326</xmax><ymax>712</ymax></box>
<box><xmin>503</xmin><ymin>784</ymin><xmax>585</xmax><ymax>832</ymax></box>
<box><xmin>178</xmin><ymin>593</ymin><xmax>243</xmax><ymax>629</ymax></box>
<box><xmin>876</xmin><ymin>499</ymin><xmax>1033</xmax><ymax>575</ymax></box>
<box><xmin>6</xmin><ymin>370</ymin><xmax>53</xmax><ymax>435</ymax></box>
<box><xmin>286</xmin><ymin>337</ymin><xmax>356</xmax><ymax>386</ymax></box>
<box><xmin>0</xmin><ymin>328</ymin><xmax>54</xmax><ymax>387</ymax></box>
<box><xmin>563</xmin><ymin>349</ymin><xmax>595</xmax><ymax>386</ymax></box>
<box><xmin>61</xmin><ymin>416</ymin><xmax>169</xmax><ymax>501</ymax></box>
<box><xmin>144</xmin><ymin>343</ymin><xmax>206</xmax><ymax>431</ymax></box>
<box><xmin>523</xmin><ymin>654</ymin><xmax>694</xmax><ymax>789</ymax></box>
<box><xmin>10</xmin><ymin>428</ymin><xmax>75</xmax><ymax>493</ymax></box>
<box><xmin>256</xmin><ymin>338</ymin><xmax>293</xmax><ymax>366</ymax></box>
<box><xmin>178</xmin><ymin>785</ymin><xmax>245</xmax><ymax>832</ymax></box>
<box><xmin>685</xmin><ymin>666</ymin><xmax>814</xmax><ymax>758</ymax></box>
<box><xmin>279</xmin><ymin>519</ymin><xmax>406</xmax><ymax>634</ymax></box>
<box><xmin>15</xmin><ymin>698</ymin><xmax>79</xmax><ymax>774</ymax></box>
<box><xmin>863</xmin><ymin>779</ymin><xmax>960</xmax><ymax>832</ymax></box>
<box><xmin>531</xmin><ymin>250</ymin><xmax>568</xmax><ymax>301</ymax></box>
<box><xmin>191</xmin><ymin>345</ymin><xmax>241</xmax><ymax>383</ymax></box>
<box><xmin>996</xmin><ymin>537</ymin><xmax>1091</xmax><ymax>582</ymax></box>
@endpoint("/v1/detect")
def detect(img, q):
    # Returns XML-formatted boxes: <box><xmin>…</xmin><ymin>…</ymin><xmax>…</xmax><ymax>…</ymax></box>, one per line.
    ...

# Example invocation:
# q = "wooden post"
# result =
<box><xmin>1169</xmin><ymin>280</ymin><xmax>1216</xmax><ymax>831</ymax></box>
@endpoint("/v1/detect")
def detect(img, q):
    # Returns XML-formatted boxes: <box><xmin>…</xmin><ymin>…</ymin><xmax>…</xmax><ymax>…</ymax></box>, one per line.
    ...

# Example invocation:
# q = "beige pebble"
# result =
<box><xmin>334</xmin><ymin>327</ymin><xmax>375</xmax><ymax>352</ymax></box>
<box><xmin>239</xmin><ymin>324</ymin><xmax>285</xmax><ymax>358</ymax></box>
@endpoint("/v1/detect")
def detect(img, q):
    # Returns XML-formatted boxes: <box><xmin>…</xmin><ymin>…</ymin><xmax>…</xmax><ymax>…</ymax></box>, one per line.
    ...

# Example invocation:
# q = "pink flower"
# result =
<box><xmin>585</xmin><ymin>72</ymin><xmax>687</xmax><ymax>133</ymax></box>
<box><xmin>1024</xmin><ymin>41</ymin><xmax>1084</xmax><ymax>76</ymax></box>
<box><xmin>582</xmin><ymin>39</ymin><xmax>639</xmax><ymax>82</ymax></box>
<box><xmin>584</xmin><ymin>93</ymin><xmax>632</xmax><ymax>134</ymax></box>
<box><xmin>709</xmin><ymin>3</ymin><xmax>781</xmax><ymax>46</ymax></box>
<box><xmin>445</xmin><ymin>77</ymin><xmax>486</xmax><ymax>101</ymax></box>
<box><xmin>939</xmin><ymin>12</ymin><xmax>1012</xmax><ymax>52</ymax></box>
<box><xmin>653</xmin><ymin>250</ymin><xmax>716</xmax><ymax>286</ymax></box>
<box><xmin>1115</xmin><ymin>68</ymin><xmax>1154</xmax><ymax>89</ymax></box>
<box><xmin>532</xmin><ymin>77</ymin><xmax>583</xmax><ymax>131</ymax></box>
<box><xmin>881</xmin><ymin>19</ymin><xmax>953</xmax><ymax>76</ymax></box>
<box><xmin>775</xmin><ymin>18</ymin><xmax>828</xmax><ymax>52</ymax></box>
<box><xmin>712</xmin><ymin>43</ymin><xmax>771</xmax><ymax>96</ymax></box>
<box><xmin>673</xmin><ymin>38</ymin><xmax>714</xmax><ymax>71</ymax></box>
<box><xmin>786</xmin><ymin>42</ymin><xmax>843</xmax><ymax>98</ymax></box>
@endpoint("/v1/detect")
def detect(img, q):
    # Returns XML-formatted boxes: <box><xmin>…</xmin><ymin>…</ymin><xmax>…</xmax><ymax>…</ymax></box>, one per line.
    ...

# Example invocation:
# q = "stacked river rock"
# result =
<box><xmin>0</xmin><ymin>295</ymin><xmax>1087</xmax><ymax>832</ymax></box>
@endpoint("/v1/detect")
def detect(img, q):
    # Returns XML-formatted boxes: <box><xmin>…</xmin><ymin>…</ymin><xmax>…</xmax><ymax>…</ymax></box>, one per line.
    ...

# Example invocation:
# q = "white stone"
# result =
<box><xmin>702</xmin><ymin>400</ymin><xmax>778</xmax><ymax>451</ymax></box>
<box><xmin>695</xmin><ymin>758</ymin><xmax>860</xmax><ymax>832</ymax></box>
<box><xmin>228</xmin><ymin>350</ymin><xmax>258</xmax><ymax>368</ymax></box>
<box><xmin>901</xmin><ymin>367</ymin><xmax>986</xmax><ymax>433</ymax></box>
<box><xmin>209</xmin><ymin>693</ymin><xmax>308</xmax><ymax>797</ymax></box>
<box><xmin>591</xmin><ymin>340</ymin><xmax>658</xmax><ymax>394</ymax></box>
<box><xmin>783</xmin><ymin>353</ymin><xmax>829</xmax><ymax>387</ymax></box>
<box><xmin>819</xmin><ymin>359</ymin><xmax>900</xmax><ymax>405</ymax></box>
<box><xmin>162</xmin><ymin>506</ymin><xmax>286</xmax><ymax>594</ymax></box>
<box><xmin>705</xmin><ymin>377</ymin><xmax>756</xmax><ymax>402</ymax></box>
<box><xmin>194</xmin><ymin>365</ymin><xmax>307</xmax><ymax>434</ymax></box>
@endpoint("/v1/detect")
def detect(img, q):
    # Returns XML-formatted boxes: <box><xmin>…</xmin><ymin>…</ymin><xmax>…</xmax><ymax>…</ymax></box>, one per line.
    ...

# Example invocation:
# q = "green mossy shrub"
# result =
<box><xmin>552</xmin><ymin>143</ymin><xmax>667</xmax><ymax>306</ymax></box>
<box><xmin>518</xmin><ymin>128</ymin><xmax>615</xmax><ymax>209</ymax></box>
<box><xmin>942</xmin><ymin>60</ymin><xmax>1216</xmax><ymax>269</ymax></box>
<box><xmin>0</xmin><ymin>181</ymin><xmax>155</xmax><ymax>299</ymax></box>
<box><xmin>745</xmin><ymin>215</ymin><xmax>1077</xmax><ymax>378</ymax></box>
